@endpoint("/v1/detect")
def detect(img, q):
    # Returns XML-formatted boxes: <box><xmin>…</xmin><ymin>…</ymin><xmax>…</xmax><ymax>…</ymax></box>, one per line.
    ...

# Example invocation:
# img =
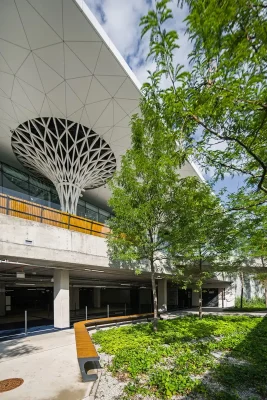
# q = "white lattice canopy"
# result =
<box><xmin>0</xmin><ymin>0</ymin><xmax>202</xmax><ymax>209</ymax></box>
<box><xmin>11</xmin><ymin>117</ymin><xmax>116</xmax><ymax>214</ymax></box>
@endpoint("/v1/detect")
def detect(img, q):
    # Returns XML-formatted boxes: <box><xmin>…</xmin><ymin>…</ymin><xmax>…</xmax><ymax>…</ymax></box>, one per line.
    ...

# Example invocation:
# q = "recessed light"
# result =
<box><xmin>16</xmin><ymin>283</ymin><xmax>35</xmax><ymax>286</ymax></box>
<box><xmin>85</xmin><ymin>269</ymin><xmax>104</xmax><ymax>273</ymax></box>
<box><xmin>16</xmin><ymin>272</ymin><xmax>25</xmax><ymax>279</ymax></box>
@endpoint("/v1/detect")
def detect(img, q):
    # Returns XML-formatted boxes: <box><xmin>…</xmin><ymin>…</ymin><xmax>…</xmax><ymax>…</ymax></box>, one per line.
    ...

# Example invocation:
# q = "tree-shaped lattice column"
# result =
<box><xmin>11</xmin><ymin>117</ymin><xmax>116</xmax><ymax>215</ymax></box>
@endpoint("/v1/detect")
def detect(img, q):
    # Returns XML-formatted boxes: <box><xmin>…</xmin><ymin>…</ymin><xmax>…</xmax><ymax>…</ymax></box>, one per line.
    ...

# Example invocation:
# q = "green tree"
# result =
<box><xmin>256</xmin><ymin>271</ymin><xmax>267</xmax><ymax>308</ymax></box>
<box><xmin>235</xmin><ymin>211</ymin><xmax>267</xmax><ymax>308</ymax></box>
<box><xmin>140</xmin><ymin>0</ymin><xmax>267</xmax><ymax>210</ymax></box>
<box><xmin>225</xmin><ymin>211</ymin><xmax>267</xmax><ymax>309</ymax></box>
<box><xmin>168</xmin><ymin>180</ymin><xmax>236</xmax><ymax>318</ymax></box>
<box><xmin>107</xmin><ymin>100</ymin><xmax>188</xmax><ymax>331</ymax></box>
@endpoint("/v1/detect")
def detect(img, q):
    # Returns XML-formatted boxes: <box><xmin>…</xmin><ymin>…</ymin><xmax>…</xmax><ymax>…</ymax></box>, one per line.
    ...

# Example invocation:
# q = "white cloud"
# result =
<box><xmin>85</xmin><ymin>0</ymin><xmax>192</xmax><ymax>84</ymax></box>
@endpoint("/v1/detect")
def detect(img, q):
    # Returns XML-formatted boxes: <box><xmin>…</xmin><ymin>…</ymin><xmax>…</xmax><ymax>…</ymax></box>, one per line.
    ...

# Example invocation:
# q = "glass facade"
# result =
<box><xmin>0</xmin><ymin>161</ymin><xmax>111</xmax><ymax>223</ymax></box>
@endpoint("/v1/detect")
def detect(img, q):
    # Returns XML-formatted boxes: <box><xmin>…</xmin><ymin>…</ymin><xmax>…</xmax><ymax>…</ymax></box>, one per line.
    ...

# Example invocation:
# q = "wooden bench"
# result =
<box><xmin>74</xmin><ymin>313</ymin><xmax>153</xmax><ymax>382</ymax></box>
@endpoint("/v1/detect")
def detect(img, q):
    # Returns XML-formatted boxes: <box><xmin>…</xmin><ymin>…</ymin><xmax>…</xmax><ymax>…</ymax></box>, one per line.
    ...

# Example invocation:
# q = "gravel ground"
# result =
<box><xmin>93</xmin><ymin>349</ymin><xmax>262</xmax><ymax>400</ymax></box>
<box><xmin>95</xmin><ymin>370</ymin><xmax>127</xmax><ymax>400</ymax></box>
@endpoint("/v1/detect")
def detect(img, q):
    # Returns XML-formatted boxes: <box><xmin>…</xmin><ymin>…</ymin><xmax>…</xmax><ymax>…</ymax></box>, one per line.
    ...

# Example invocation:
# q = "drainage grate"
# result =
<box><xmin>0</xmin><ymin>378</ymin><xmax>24</xmax><ymax>393</ymax></box>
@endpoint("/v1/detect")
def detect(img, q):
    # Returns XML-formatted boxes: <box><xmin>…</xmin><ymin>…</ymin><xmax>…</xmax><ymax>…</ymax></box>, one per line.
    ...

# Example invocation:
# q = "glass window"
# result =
<box><xmin>98</xmin><ymin>212</ymin><xmax>110</xmax><ymax>224</ymax></box>
<box><xmin>2</xmin><ymin>172</ymin><xmax>29</xmax><ymax>199</ymax></box>
<box><xmin>86</xmin><ymin>203</ymin><xmax>98</xmax><ymax>212</ymax></box>
<box><xmin>50</xmin><ymin>189</ymin><xmax>60</xmax><ymax>205</ymax></box>
<box><xmin>0</xmin><ymin>165</ymin><xmax>2</xmax><ymax>193</ymax></box>
<box><xmin>78</xmin><ymin>199</ymin><xmax>85</xmax><ymax>207</ymax></box>
<box><xmin>3</xmin><ymin>164</ymin><xmax>28</xmax><ymax>181</ymax></box>
<box><xmin>0</xmin><ymin>162</ymin><xmax>112</xmax><ymax>223</ymax></box>
<box><xmin>85</xmin><ymin>208</ymin><xmax>98</xmax><ymax>221</ymax></box>
<box><xmin>29</xmin><ymin>183</ymin><xmax>50</xmax><ymax>206</ymax></box>
<box><xmin>85</xmin><ymin>203</ymin><xmax>98</xmax><ymax>221</ymax></box>
<box><xmin>77</xmin><ymin>204</ymin><xmax>86</xmax><ymax>218</ymax></box>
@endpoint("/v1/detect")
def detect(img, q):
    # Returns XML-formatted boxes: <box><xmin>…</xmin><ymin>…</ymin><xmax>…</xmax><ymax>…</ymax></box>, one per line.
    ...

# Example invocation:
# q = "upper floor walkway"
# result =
<box><xmin>0</xmin><ymin>193</ymin><xmax>109</xmax><ymax>239</ymax></box>
<box><xmin>0</xmin><ymin>194</ymin><xmax>110</xmax><ymax>270</ymax></box>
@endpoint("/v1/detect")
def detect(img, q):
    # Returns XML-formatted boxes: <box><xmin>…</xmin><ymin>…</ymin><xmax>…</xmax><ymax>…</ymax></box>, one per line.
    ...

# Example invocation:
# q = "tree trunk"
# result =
<box><xmin>150</xmin><ymin>259</ymin><xmax>158</xmax><ymax>332</ymax></box>
<box><xmin>198</xmin><ymin>287</ymin><xmax>203</xmax><ymax>319</ymax></box>
<box><xmin>265</xmin><ymin>287</ymin><xmax>267</xmax><ymax>309</ymax></box>
<box><xmin>240</xmin><ymin>272</ymin><xmax>244</xmax><ymax>309</ymax></box>
<box><xmin>199</xmin><ymin>258</ymin><xmax>203</xmax><ymax>319</ymax></box>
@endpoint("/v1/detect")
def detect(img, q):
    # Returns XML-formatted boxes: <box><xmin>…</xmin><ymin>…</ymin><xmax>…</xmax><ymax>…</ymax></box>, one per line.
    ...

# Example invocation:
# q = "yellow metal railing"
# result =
<box><xmin>0</xmin><ymin>193</ymin><xmax>110</xmax><ymax>238</ymax></box>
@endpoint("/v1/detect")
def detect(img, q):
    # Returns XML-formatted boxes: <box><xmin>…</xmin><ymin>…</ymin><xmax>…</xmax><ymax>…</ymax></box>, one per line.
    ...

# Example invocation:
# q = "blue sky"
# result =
<box><xmin>85</xmin><ymin>0</ymin><xmax>243</xmax><ymax>199</ymax></box>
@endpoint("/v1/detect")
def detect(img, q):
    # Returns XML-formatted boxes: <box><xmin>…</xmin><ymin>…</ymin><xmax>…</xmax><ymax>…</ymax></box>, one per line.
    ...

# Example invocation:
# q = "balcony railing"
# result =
<box><xmin>0</xmin><ymin>193</ymin><xmax>110</xmax><ymax>238</ymax></box>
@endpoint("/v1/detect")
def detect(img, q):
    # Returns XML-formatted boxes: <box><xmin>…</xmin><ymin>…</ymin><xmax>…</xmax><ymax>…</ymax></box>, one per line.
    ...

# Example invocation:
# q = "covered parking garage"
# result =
<box><xmin>0</xmin><ymin>259</ymin><xmax>154</xmax><ymax>336</ymax></box>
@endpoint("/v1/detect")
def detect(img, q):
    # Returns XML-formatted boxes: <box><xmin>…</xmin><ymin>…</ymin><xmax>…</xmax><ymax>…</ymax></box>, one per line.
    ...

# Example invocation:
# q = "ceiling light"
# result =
<box><xmin>139</xmin><ymin>286</ymin><xmax>147</xmax><ymax>289</ymax></box>
<box><xmin>91</xmin><ymin>269</ymin><xmax>104</xmax><ymax>273</ymax></box>
<box><xmin>16</xmin><ymin>283</ymin><xmax>35</xmax><ymax>286</ymax></box>
<box><xmin>84</xmin><ymin>269</ymin><xmax>104</xmax><ymax>273</ymax></box>
<box><xmin>73</xmin><ymin>284</ymin><xmax>106</xmax><ymax>288</ymax></box>
<box><xmin>16</xmin><ymin>272</ymin><xmax>25</xmax><ymax>279</ymax></box>
<box><xmin>120</xmin><ymin>283</ymin><xmax>131</xmax><ymax>286</ymax></box>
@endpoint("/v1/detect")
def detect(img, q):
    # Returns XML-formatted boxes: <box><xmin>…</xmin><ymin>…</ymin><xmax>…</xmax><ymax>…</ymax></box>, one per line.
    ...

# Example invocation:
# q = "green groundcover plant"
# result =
<box><xmin>93</xmin><ymin>315</ymin><xmax>267</xmax><ymax>399</ymax></box>
<box><xmin>234</xmin><ymin>296</ymin><xmax>266</xmax><ymax>310</ymax></box>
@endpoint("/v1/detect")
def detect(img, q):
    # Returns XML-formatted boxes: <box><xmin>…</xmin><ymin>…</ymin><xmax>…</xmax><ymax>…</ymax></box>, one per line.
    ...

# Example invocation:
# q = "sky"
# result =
<box><xmin>85</xmin><ymin>0</ymin><xmax>243</xmax><ymax>199</ymax></box>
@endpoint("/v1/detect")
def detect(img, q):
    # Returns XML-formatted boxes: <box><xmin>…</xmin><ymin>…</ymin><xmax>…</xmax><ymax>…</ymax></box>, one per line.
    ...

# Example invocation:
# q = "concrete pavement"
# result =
<box><xmin>0</xmin><ymin>329</ymin><xmax>93</xmax><ymax>400</ymax></box>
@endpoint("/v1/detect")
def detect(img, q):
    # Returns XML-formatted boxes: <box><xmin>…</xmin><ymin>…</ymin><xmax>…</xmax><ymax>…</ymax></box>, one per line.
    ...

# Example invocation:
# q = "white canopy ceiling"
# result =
<box><xmin>0</xmin><ymin>0</ymin><xmax>203</xmax><ymax>208</ymax></box>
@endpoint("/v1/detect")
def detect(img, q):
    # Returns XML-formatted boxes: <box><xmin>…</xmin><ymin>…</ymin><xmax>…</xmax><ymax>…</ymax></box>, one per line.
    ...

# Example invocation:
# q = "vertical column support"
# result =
<box><xmin>0</xmin><ymin>284</ymin><xmax>5</xmax><ymax>316</ymax></box>
<box><xmin>54</xmin><ymin>270</ymin><xmax>70</xmax><ymax>329</ymax></box>
<box><xmin>158</xmin><ymin>279</ymin><xmax>167</xmax><ymax>313</ymax></box>
<box><xmin>93</xmin><ymin>288</ymin><xmax>101</xmax><ymax>308</ymax></box>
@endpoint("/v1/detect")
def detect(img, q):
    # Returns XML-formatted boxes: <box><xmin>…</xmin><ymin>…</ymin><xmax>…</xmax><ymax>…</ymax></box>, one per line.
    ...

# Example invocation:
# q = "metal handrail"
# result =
<box><xmin>0</xmin><ymin>193</ymin><xmax>110</xmax><ymax>238</ymax></box>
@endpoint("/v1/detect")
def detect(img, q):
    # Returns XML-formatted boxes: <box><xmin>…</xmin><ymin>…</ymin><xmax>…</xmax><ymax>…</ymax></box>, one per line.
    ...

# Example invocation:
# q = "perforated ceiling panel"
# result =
<box><xmin>0</xmin><ymin>0</ymin><xmax>141</xmax><ymax>207</ymax></box>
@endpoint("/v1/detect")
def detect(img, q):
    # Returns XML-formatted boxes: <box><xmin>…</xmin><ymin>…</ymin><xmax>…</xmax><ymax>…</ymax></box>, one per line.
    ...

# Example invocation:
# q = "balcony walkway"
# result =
<box><xmin>0</xmin><ymin>193</ymin><xmax>109</xmax><ymax>239</ymax></box>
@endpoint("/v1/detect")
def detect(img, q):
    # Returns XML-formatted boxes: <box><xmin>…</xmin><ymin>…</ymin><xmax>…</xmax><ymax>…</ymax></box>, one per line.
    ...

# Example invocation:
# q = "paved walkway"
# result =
<box><xmin>0</xmin><ymin>329</ymin><xmax>93</xmax><ymax>400</ymax></box>
<box><xmin>162</xmin><ymin>307</ymin><xmax>267</xmax><ymax>319</ymax></box>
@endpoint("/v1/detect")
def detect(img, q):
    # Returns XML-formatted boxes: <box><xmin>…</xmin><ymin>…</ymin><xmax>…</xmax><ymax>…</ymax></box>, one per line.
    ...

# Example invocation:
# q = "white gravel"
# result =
<box><xmin>95</xmin><ymin>369</ymin><xmax>127</xmax><ymax>400</ymax></box>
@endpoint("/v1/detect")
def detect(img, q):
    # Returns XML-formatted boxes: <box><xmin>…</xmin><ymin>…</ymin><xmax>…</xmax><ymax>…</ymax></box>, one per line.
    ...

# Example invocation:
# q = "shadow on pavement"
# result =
<box><xmin>0</xmin><ymin>338</ymin><xmax>42</xmax><ymax>360</ymax></box>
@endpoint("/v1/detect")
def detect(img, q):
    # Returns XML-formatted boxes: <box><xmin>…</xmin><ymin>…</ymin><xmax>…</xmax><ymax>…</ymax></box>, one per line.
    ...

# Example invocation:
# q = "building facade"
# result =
<box><xmin>0</xmin><ymin>0</ymin><xmax>234</xmax><ymax>334</ymax></box>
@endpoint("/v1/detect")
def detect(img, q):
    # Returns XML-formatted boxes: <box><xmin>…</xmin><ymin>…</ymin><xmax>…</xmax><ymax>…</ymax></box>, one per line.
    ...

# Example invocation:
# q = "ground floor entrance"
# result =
<box><xmin>202</xmin><ymin>288</ymin><xmax>219</xmax><ymax>307</ymax></box>
<box><xmin>167</xmin><ymin>285</ymin><xmax>192</xmax><ymax>310</ymax></box>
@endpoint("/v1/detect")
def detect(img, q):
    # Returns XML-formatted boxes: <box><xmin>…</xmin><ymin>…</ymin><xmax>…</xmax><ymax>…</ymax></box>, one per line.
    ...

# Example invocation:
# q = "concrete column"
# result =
<box><xmin>0</xmin><ymin>284</ymin><xmax>5</xmax><ymax>316</ymax></box>
<box><xmin>70</xmin><ymin>287</ymin><xmax>79</xmax><ymax>311</ymax></box>
<box><xmin>158</xmin><ymin>279</ymin><xmax>167</xmax><ymax>313</ymax></box>
<box><xmin>54</xmin><ymin>270</ymin><xmax>70</xmax><ymax>329</ymax></box>
<box><xmin>93</xmin><ymin>288</ymin><xmax>101</xmax><ymax>308</ymax></box>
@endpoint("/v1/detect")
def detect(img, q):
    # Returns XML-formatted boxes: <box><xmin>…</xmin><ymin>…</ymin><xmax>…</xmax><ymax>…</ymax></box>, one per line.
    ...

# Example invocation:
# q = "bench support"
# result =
<box><xmin>78</xmin><ymin>357</ymin><xmax>100</xmax><ymax>382</ymax></box>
